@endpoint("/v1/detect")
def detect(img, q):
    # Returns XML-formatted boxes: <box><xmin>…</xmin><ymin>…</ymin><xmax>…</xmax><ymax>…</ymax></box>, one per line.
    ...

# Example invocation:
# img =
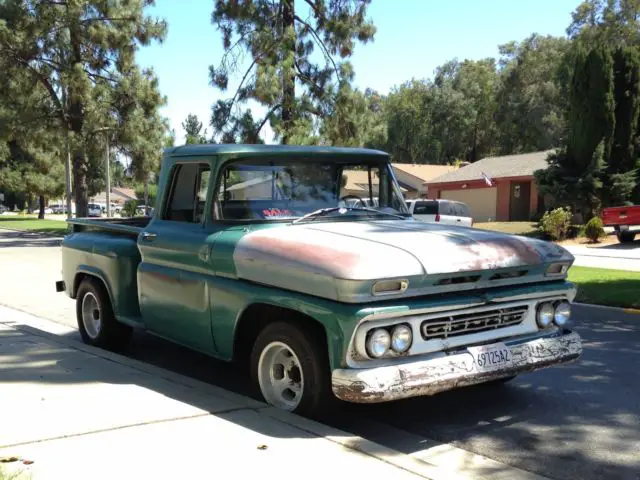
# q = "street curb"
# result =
<box><xmin>0</xmin><ymin>305</ymin><xmax>445</xmax><ymax>479</ymax></box>
<box><xmin>574</xmin><ymin>302</ymin><xmax>640</xmax><ymax>315</ymax></box>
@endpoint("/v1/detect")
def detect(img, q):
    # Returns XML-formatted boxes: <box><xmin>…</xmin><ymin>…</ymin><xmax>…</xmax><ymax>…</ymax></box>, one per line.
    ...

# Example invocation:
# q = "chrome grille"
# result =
<box><xmin>421</xmin><ymin>306</ymin><xmax>528</xmax><ymax>340</ymax></box>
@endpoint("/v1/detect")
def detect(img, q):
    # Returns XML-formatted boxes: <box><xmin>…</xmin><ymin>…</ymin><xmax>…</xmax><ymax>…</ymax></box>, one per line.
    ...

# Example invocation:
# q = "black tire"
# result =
<box><xmin>250</xmin><ymin>321</ymin><xmax>335</xmax><ymax>417</ymax></box>
<box><xmin>76</xmin><ymin>277</ymin><xmax>132</xmax><ymax>351</ymax></box>
<box><xmin>617</xmin><ymin>230</ymin><xmax>636</xmax><ymax>243</ymax></box>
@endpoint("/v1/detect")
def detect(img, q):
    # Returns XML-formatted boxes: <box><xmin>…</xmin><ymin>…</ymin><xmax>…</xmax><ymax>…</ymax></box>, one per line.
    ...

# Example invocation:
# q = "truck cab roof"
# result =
<box><xmin>163</xmin><ymin>144</ymin><xmax>390</xmax><ymax>160</ymax></box>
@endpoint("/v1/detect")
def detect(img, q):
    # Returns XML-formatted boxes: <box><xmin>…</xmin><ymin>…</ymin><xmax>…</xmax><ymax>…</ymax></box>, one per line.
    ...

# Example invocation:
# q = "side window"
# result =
<box><xmin>456</xmin><ymin>203</ymin><xmax>470</xmax><ymax>217</ymax></box>
<box><xmin>163</xmin><ymin>163</ymin><xmax>211</xmax><ymax>223</ymax></box>
<box><xmin>414</xmin><ymin>201</ymin><xmax>438</xmax><ymax>215</ymax></box>
<box><xmin>440</xmin><ymin>201</ymin><xmax>453</xmax><ymax>216</ymax></box>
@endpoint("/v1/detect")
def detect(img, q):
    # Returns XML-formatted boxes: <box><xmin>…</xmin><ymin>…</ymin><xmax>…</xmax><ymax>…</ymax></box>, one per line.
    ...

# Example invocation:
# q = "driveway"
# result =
<box><xmin>1</xmin><ymin>229</ymin><xmax>638</xmax><ymax>480</ymax></box>
<box><xmin>564</xmin><ymin>241</ymin><xmax>640</xmax><ymax>271</ymax></box>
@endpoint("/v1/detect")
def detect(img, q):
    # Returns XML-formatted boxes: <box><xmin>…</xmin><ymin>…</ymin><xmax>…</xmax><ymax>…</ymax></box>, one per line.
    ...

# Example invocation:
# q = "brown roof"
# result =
<box><xmin>112</xmin><ymin>187</ymin><xmax>137</xmax><ymax>200</ymax></box>
<box><xmin>343</xmin><ymin>170</ymin><xmax>407</xmax><ymax>192</ymax></box>
<box><xmin>392</xmin><ymin>163</ymin><xmax>457</xmax><ymax>182</ymax></box>
<box><xmin>426</xmin><ymin>150</ymin><xmax>555</xmax><ymax>185</ymax></box>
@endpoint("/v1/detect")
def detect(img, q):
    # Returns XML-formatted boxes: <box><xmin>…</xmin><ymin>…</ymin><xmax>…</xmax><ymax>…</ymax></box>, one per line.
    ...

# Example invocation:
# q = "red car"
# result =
<box><xmin>601</xmin><ymin>205</ymin><xmax>640</xmax><ymax>243</ymax></box>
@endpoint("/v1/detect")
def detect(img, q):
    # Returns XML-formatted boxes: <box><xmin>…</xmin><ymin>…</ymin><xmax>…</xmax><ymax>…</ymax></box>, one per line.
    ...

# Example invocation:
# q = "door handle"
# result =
<box><xmin>141</xmin><ymin>232</ymin><xmax>157</xmax><ymax>242</ymax></box>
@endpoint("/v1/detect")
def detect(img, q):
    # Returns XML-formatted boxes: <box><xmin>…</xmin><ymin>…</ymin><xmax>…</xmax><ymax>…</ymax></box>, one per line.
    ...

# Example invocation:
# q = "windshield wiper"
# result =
<box><xmin>292</xmin><ymin>207</ymin><xmax>405</xmax><ymax>224</ymax></box>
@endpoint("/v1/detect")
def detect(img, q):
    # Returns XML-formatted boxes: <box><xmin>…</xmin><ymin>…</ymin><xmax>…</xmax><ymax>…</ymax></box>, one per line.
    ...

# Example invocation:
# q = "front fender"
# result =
<box><xmin>207</xmin><ymin>276</ymin><xmax>361</xmax><ymax>370</ymax></box>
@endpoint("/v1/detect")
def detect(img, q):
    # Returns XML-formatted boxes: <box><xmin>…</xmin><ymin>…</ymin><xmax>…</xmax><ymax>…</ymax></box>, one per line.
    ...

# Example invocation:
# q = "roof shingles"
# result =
<box><xmin>427</xmin><ymin>150</ymin><xmax>555</xmax><ymax>185</ymax></box>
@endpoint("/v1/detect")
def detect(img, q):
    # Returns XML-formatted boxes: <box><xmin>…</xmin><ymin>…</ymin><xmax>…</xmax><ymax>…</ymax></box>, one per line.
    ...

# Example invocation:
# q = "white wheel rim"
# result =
<box><xmin>81</xmin><ymin>292</ymin><xmax>101</xmax><ymax>339</ymax></box>
<box><xmin>257</xmin><ymin>341</ymin><xmax>304</xmax><ymax>411</ymax></box>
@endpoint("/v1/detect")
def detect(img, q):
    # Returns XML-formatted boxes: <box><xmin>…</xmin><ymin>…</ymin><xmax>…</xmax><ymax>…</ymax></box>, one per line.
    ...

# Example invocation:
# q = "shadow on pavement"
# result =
<box><xmin>1</xmin><ymin>306</ymin><xmax>639</xmax><ymax>480</ymax></box>
<box><xmin>0</xmin><ymin>230</ymin><xmax>62</xmax><ymax>249</ymax></box>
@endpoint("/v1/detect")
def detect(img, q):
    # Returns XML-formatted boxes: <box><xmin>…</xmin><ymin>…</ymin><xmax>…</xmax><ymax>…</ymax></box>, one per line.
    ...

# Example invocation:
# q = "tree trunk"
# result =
<box><xmin>38</xmin><ymin>195</ymin><xmax>45</xmax><ymax>219</ymax></box>
<box><xmin>281</xmin><ymin>0</ymin><xmax>295</xmax><ymax>144</ymax></box>
<box><xmin>26</xmin><ymin>194</ymin><xmax>33</xmax><ymax>214</ymax></box>
<box><xmin>73</xmin><ymin>149</ymin><xmax>89</xmax><ymax>218</ymax></box>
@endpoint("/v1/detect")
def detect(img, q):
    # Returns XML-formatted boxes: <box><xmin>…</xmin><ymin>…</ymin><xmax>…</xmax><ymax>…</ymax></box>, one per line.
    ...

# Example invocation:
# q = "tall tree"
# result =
<box><xmin>319</xmin><ymin>86</ymin><xmax>386</xmax><ymax>148</ymax></box>
<box><xmin>181</xmin><ymin>113</ymin><xmax>208</xmax><ymax>144</ymax></box>
<box><xmin>536</xmin><ymin>46</ymin><xmax>615</xmax><ymax>219</ymax></box>
<box><xmin>435</xmin><ymin>58</ymin><xmax>500</xmax><ymax>162</ymax></box>
<box><xmin>209</xmin><ymin>0</ymin><xmax>376</xmax><ymax>144</ymax></box>
<box><xmin>0</xmin><ymin>1</ymin><xmax>167</xmax><ymax>217</ymax></box>
<box><xmin>495</xmin><ymin>34</ymin><xmax>571</xmax><ymax>154</ymax></box>
<box><xmin>567</xmin><ymin>0</ymin><xmax>640</xmax><ymax>46</ymax></box>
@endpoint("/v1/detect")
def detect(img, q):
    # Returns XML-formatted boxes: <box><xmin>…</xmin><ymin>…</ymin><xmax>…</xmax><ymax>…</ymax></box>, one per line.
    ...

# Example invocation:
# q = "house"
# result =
<box><xmin>90</xmin><ymin>187</ymin><xmax>137</xmax><ymax>206</ymax></box>
<box><xmin>392</xmin><ymin>164</ymin><xmax>458</xmax><ymax>199</ymax></box>
<box><xmin>425</xmin><ymin>150</ymin><xmax>554</xmax><ymax>222</ymax></box>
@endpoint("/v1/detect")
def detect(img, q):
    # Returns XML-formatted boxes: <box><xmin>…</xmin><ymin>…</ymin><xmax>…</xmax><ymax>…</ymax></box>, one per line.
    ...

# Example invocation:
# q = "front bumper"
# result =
<box><xmin>332</xmin><ymin>330</ymin><xmax>582</xmax><ymax>403</ymax></box>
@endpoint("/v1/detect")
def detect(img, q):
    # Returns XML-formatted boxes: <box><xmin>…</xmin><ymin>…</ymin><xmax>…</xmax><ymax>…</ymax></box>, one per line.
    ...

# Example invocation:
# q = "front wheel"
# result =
<box><xmin>76</xmin><ymin>278</ymin><xmax>132</xmax><ymax>351</ymax></box>
<box><xmin>250</xmin><ymin>322</ymin><xmax>334</xmax><ymax>416</ymax></box>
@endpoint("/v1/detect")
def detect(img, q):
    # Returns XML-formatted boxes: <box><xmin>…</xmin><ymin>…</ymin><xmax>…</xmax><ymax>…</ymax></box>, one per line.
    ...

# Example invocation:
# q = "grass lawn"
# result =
<box><xmin>473</xmin><ymin>221</ymin><xmax>540</xmax><ymax>237</ymax></box>
<box><xmin>568</xmin><ymin>266</ymin><xmax>640</xmax><ymax>309</ymax></box>
<box><xmin>0</xmin><ymin>216</ymin><xmax>68</xmax><ymax>235</ymax></box>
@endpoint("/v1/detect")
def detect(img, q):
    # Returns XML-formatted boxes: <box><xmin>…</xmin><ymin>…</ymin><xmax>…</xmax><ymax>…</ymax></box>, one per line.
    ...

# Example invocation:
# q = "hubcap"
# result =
<box><xmin>257</xmin><ymin>341</ymin><xmax>304</xmax><ymax>411</ymax></box>
<box><xmin>81</xmin><ymin>292</ymin><xmax>101</xmax><ymax>340</ymax></box>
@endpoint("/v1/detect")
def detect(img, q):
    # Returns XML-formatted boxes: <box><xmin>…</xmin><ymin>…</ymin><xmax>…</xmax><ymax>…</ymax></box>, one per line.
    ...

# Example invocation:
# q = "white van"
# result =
<box><xmin>406</xmin><ymin>199</ymin><xmax>473</xmax><ymax>227</ymax></box>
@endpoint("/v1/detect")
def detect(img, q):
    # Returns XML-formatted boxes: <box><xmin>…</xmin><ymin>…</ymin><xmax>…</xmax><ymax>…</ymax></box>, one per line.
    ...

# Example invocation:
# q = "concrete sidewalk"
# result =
<box><xmin>564</xmin><ymin>244</ymin><xmax>640</xmax><ymax>271</ymax></box>
<box><xmin>0</xmin><ymin>306</ymin><xmax>451</xmax><ymax>480</ymax></box>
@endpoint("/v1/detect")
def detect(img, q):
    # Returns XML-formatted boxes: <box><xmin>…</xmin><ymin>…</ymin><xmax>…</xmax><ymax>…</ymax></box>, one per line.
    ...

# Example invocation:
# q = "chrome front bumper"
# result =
<box><xmin>331</xmin><ymin>330</ymin><xmax>582</xmax><ymax>403</ymax></box>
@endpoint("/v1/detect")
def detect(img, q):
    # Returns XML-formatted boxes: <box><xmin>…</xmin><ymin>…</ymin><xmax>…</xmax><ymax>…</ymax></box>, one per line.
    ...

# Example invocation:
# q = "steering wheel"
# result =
<box><xmin>340</xmin><ymin>194</ymin><xmax>365</xmax><ymax>207</ymax></box>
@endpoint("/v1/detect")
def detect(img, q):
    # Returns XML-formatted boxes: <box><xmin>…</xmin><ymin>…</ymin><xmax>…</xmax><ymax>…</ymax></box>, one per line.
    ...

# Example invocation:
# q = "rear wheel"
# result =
<box><xmin>617</xmin><ymin>230</ymin><xmax>636</xmax><ymax>243</ymax></box>
<box><xmin>76</xmin><ymin>278</ymin><xmax>132</xmax><ymax>351</ymax></box>
<box><xmin>250</xmin><ymin>321</ymin><xmax>334</xmax><ymax>417</ymax></box>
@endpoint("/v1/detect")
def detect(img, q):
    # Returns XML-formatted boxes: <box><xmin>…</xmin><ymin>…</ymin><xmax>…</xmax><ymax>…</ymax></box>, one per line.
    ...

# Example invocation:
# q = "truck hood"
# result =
<box><xmin>232</xmin><ymin>219</ymin><xmax>573</xmax><ymax>303</ymax></box>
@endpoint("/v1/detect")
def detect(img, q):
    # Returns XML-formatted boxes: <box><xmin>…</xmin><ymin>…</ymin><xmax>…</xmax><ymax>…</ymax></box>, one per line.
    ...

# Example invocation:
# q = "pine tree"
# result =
<box><xmin>182</xmin><ymin>114</ymin><xmax>208</xmax><ymax>144</ymax></box>
<box><xmin>209</xmin><ymin>0</ymin><xmax>376</xmax><ymax>144</ymax></box>
<box><xmin>607</xmin><ymin>46</ymin><xmax>640</xmax><ymax>205</ymax></box>
<box><xmin>536</xmin><ymin>45</ymin><xmax>615</xmax><ymax>219</ymax></box>
<box><xmin>0</xmin><ymin>1</ymin><xmax>167</xmax><ymax>217</ymax></box>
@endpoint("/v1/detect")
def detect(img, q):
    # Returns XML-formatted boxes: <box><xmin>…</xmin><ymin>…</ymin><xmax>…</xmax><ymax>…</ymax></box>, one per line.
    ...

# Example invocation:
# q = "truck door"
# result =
<box><xmin>137</xmin><ymin>160</ymin><xmax>217</xmax><ymax>354</ymax></box>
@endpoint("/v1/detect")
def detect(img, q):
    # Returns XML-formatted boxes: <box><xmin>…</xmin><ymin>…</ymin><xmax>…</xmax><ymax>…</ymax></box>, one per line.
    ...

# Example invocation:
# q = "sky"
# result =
<box><xmin>136</xmin><ymin>0</ymin><xmax>582</xmax><ymax>145</ymax></box>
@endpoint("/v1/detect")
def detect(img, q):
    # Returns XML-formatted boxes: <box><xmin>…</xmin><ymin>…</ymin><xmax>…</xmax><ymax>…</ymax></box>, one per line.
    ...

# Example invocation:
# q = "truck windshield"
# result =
<box><xmin>215</xmin><ymin>159</ymin><xmax>410</xmax><ymax>221</ymax></box>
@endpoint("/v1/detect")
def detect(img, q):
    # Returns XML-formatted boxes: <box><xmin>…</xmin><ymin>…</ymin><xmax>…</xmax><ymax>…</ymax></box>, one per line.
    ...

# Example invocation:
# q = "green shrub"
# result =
<box><xmin>122</xmin><ymin>200</ymin><xmax>138</xmax><ymax>218</ymax></box>
<box><xmin>539</xmin><ymin>207</ymin><xmax>572</xmax><ymax>241</ymax></box>
<box><xmin>584</xmin><ymin>216</ymin><xmax>605</xmax><ymax>242</ymax></box>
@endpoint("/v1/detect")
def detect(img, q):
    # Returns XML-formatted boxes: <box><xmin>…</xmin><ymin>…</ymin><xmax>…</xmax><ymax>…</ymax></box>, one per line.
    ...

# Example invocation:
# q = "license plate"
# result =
<box><xmin>468</xmin><ymin>342</ymin><xmax>513</xmax><ymax>372</ymax></box>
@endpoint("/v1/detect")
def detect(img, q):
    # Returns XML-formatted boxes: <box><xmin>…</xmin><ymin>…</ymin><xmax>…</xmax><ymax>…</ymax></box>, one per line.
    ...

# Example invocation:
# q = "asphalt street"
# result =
<box><xmin>0</xmin><ymin>229</ymin><xmax>638</xmax><ymax>480</ymax></box>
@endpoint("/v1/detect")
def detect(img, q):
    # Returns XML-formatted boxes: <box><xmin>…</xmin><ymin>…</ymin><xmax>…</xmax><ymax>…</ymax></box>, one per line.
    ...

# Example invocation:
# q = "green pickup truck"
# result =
<box><xmin>57</xmin><ymin>144</ymin><xmax>582</xmax><ymax>415</ymax></box>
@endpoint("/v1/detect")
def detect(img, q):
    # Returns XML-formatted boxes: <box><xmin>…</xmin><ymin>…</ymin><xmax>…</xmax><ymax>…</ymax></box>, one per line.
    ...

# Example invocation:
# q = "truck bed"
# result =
<box><xmin>68</xmin><ymin>217</ymin><xmax>151</xmax><ymax>237</ymax></box>
<box><xmin>601</xmin><ymin>205</ymin><xmax>640</xmax><ymax>227</ymax></box>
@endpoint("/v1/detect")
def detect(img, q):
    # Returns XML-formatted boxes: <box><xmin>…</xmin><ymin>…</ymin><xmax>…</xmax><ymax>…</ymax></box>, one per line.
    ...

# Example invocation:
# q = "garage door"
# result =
<box><xmin>440</xmin><ymin>188</ymin><xmax>497</xmax><ymax>222</ymax></box>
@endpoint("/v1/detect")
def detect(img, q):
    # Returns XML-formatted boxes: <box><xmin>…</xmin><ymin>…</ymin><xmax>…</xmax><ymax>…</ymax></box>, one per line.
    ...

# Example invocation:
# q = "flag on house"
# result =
<box><xmin>481</xmin><ymin>172</ymin><xmax>493</xmax><ymax>187</ymax></box>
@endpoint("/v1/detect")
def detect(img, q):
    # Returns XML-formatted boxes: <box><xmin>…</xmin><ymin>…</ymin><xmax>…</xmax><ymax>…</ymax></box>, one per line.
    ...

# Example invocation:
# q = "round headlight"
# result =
<box><xmin>391</xmin><ymin>324</ymin><xmax>413</xmax><ymax>353</ymax></box>
<box><xmin>366</xmin><ymin>328</ymin><xmax>391</xmax><ymax>358</ymax></box>
<box><xmin>536</xmin><ymin>303</ymin><xmax>555</xmax><ymax>328</ymax></box>
<box><xmin>554</xmin><ymin>301</ymin><xmax>571</xmax><ymax>326</ymax></box>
